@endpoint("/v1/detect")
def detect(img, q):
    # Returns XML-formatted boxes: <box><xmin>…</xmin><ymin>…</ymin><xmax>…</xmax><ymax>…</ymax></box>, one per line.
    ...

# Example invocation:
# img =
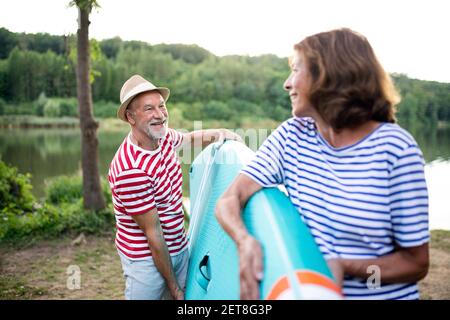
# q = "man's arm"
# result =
<box><xmin>327</xmin><ymin>243</ymin><xmax>429</xmax><ymax>286</ymax></box>
<box><xmin>132</xmin><ymin>208</ymin><xmax>183</xmax><ymax>300</ymax></box>
<box><xmin>181</xmin><ymin>128</ymin><xmax>243</xmax><ymax>149</ymax></box>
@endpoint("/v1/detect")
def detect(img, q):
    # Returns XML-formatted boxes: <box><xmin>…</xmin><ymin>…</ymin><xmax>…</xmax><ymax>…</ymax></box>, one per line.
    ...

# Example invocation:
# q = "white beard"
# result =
<box><xmin>146</xmin><ymin>120</ymin><xmax>168</xmax><ymax>140</ymax></box>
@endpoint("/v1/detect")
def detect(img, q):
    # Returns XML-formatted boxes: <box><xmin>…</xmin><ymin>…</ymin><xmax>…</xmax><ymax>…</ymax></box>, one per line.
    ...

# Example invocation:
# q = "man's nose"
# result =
<box><xmin>154</xmin><ymin>108</ymin><xmax>165</xmax><ymax>119</ymax></box>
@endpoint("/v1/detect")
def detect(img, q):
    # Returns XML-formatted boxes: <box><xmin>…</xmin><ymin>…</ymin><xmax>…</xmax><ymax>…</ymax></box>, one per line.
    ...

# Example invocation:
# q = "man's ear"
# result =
<box><xmin>126</xmin><ymin>111</ymin><xmax>136</xmax><ymax>125</ymax></box>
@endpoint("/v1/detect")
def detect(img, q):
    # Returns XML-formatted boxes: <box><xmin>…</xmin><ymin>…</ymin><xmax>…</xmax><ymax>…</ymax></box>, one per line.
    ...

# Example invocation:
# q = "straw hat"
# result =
<box><xmin>117</xmin><ymin>74</ymin><xmax>170</xmax><ymax>122</ymax></box>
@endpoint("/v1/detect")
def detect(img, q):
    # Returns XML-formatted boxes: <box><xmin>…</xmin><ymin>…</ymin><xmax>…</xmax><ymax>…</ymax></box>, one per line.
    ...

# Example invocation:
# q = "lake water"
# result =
<box><xmin>1</xmin><ymin>124</ymin><xmax>449</xmax><ymax>230</ymax></box>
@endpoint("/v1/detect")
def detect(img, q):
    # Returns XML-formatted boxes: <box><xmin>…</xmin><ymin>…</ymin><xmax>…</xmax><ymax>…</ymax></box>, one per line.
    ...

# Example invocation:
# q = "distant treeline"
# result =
<box><xmin>0</xmin><ymin>27</ymin><xmax>449</xmax><ymax>125</ymax></box>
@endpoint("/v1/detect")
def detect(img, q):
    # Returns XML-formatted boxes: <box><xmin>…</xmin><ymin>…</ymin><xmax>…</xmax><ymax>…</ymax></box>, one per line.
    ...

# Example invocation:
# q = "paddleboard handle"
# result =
<box><xmin>196</xmin><ymin>253</ymin><xmax>211</xmax><ymax>291</ymax></box>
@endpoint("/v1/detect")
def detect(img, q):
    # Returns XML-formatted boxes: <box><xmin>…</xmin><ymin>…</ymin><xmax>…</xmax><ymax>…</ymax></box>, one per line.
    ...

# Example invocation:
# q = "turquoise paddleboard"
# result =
<box><xmin>185</xmin><ymin>140</ymin><xmax>343</xmax><ymax>300</ymax></box>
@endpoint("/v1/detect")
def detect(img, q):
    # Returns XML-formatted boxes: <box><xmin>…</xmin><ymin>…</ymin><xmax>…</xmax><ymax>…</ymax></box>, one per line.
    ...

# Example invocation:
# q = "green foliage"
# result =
<box><xmin>0</xmin><ymin>98</ymin><xmax>5</xmax><ymax>115</ymax></box>
<box><xmin>6</xmin><ymin>47</ymin><xmax>76</xmax><ymax>102</ymax></box>
<box><xmin>43</xmin><ymin>100</ymin><xmax>60</xmax><ymax>118</ymax></box>
<box><xmin>393</xmin><ymin>74</ymin><xmax>450</xmax><ymax>125</ymax></box>
<box><xmin>36</xmin><ymin>92</ymin><xmax>48</xmax><ymax>116</ymax></box>
<box><xmin>0</xmin><ymin>201</ymin><xmax>114</xmax><ymax>242</ymax></box>
<box><xmin>0</xmin><ymin>160</ymin><xmax>35</xmax><ymax>214</ymax></box>
<box><xmin>0</xmin><ymin>161</ymin><xmax>113</xmax><ymax>243</ymax></box>
<box><xmin>99</xmin><ymin>36</ymin><xmax>122</xmax><ymax>59</ymax></box>
<box><xmin>93</xmin><ymin>100</ymin><xmax>117</xmax><ymax>118</ymax></box>
<box><xmin>45</xmin><ymin>175</ymin><xmax>83</xmax><ymax>204</ymax></box>
<box><xmin>0</xmin><ymin>27</ymin><xmax>18</xmax><ymax>59</ymax></box>
<box><xmin>69</xmin><ymin>0</ymin><xmax>101</xmax><ymax>12</ymax></box>
<box><xmin>46</xmin><ymin>174</ymin><xmax>111</xmax><ymax>206</ymax></box>
<box><xmin>0</xmin><ymin>28</ymin><xmax>449</xmax><ymax>127</ymax></box>
<box><xmin>58</xmin><ymin>98</ymin><xmax>78</xmax><ymax>117</ymax></box>
<box><xmin>155</xmin><ymin>43</ymin><xmax>212</xmax><ymax>64</ymax></box>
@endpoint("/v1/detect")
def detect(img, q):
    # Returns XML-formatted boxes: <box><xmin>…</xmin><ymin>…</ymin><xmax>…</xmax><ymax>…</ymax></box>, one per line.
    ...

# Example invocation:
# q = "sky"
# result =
<box><xmin>0</xmin><ymin>0</ymin><xmax>449</xmax><ymax>83</ymax></box>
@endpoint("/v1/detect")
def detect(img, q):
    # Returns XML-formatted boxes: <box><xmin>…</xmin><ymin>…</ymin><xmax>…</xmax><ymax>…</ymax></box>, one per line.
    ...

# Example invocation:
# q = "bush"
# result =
<box><xmin>0</xmin><ymin>160</ymin><xmax>35</xmax><ymax>214</ymax></box>
<box><xmin>0</xmin><ymin>201</ymin><xmax>114</xmax><ymax>241</ymax></box>
<box><xmin>94</xmin><ymin>100</ymin><xmax>118</xmax><ymax>118</ymax></box>
<box><xmin>35</xmin><ymin>92</ymin><xmax>48</xmax><ymax>116</ymax></box>
<box><xmin>45</xmin><ymin>175</ymin><xmax>111</xmax><ymax>205</ymax></box>
<box><xmin>43</xmin><ymin>99</ymin><xmax>60</xmax><ymax>118</ymax></box>
<box><xmin>45</xmin><ymin>175</ymin><xmax>83</xmax><ymax>204</ymax></box>
<box><xmin>0</xmin><ymin>161</ymin><xmax>114</xmax><ymax>243</ymax></box>
<box><xmin>58</xmin><ymin>98</ymin><xmax>78</xmax><ymax>117</ymax></box>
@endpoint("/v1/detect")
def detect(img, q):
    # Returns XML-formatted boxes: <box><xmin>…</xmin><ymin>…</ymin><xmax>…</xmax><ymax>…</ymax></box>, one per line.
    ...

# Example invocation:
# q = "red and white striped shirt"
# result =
<box><xmin>108</xmin><ymin>128</ymin><xmax>188</xmax><ymax>260</ymax></box>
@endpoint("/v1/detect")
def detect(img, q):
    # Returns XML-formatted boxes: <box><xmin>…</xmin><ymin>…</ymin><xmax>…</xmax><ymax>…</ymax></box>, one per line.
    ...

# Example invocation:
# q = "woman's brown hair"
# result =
<box><xmin>295</xmin><ymin>28</ymin><xmax>400</xmax><ymax>131</ymax></box>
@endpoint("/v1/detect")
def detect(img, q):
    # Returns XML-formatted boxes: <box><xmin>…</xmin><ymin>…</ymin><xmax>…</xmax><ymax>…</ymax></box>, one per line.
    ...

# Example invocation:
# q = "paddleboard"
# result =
<box><xmin>185</xmin><ymin>140</ymin><xmax>342</xmax><ymax>300</ymax></box>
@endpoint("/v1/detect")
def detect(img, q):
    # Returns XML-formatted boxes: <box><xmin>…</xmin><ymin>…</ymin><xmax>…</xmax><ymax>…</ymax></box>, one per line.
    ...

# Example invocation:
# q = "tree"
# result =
<box><xmin>0</xmin><ymin>27</ymin><xmax>18</xmax><ymax>59</ymax></box>
<box><xmin>70</xmin><ymin>0</ymin><xmax>106</xmax><ymax>210</ymax></box>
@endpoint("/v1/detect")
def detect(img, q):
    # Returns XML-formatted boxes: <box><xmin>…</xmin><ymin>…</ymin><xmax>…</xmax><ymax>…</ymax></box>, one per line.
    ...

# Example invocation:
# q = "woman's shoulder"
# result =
<box><xmin>277</xmin><ymin>117</ymin><xmax>317</xmax><ymax>134</ymax></box>
<box><xmin>375</xmin><ymin>122</ymin><xmax>420</xmax><ymax>149</ymax></box>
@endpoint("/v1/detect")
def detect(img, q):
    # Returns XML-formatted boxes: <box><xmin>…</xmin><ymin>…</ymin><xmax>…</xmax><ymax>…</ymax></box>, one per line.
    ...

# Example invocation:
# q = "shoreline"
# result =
<box><xmin>0</xmin><ymin>229</ymin><xmax>449</xmax><ymax>299</ymax></box>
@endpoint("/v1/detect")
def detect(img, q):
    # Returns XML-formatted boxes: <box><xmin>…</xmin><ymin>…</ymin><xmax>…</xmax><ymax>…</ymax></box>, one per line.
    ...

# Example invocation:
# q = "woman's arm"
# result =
<box><xmin>328</xmin><ymin>243</ymin><xmax>429</xmax><ymax>286</ymax></box>
<box><xmin>215</xmin><ymin>173</ymin><xmax>264</xmax><ymax>299</ymax></box>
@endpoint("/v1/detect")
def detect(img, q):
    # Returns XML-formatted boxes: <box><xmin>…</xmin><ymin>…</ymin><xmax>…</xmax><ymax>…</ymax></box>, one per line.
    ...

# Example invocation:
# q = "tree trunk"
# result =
<box><xmin>76</xmin><ymin>6</ymin><xmax>106</xmax><ymax>210</ymax></box>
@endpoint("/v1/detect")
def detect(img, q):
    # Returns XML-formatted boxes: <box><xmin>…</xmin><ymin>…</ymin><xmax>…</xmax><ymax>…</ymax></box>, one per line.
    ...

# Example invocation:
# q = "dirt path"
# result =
<box><xmin>1</xmin><ymin>231</ymin><xmax>449</xmax><ymax>300</ymax></box>
<box><xmin>0</xmin><ymin>234</ymin><xmax>123</xmax><ymax>299</ymax></box>
<box><xmin>419</xmin><ymin>230</ymin><xmax>450</xmax><ymax>299</ymax></box>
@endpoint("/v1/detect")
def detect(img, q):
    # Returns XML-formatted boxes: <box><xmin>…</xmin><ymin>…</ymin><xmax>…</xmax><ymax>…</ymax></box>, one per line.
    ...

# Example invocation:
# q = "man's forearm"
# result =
<box><xmin>147</xmin><ymin>233</ymin><xmax>180</xmax><ymax>293</ymax></box>
<box><xmin>183</xmin><ymin>129</ymin><xmax>242</xmax><ymax>149</ymax></box>
<box><xmin>188</xmin><ymin>129</ymin><xmax>222</xmax><ymax>148</ymax></box>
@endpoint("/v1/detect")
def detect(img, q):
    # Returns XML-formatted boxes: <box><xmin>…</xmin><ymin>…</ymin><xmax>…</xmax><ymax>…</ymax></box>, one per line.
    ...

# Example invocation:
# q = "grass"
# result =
<box><xmin>418</xmin><ymin>229</ymin><xmax>450</xmax><ymax>299</ymax></box>
<box><xmin>0</xmin><ymin>232</ymin><xmax>123</xmax><ymax>300</ymax></box>
<box><xmin>1</xmin><ymin>230</ymin><xmax>449</xmax><ymax>300</ymax></box>
<box><xmin>429</xmin><ymin>229</ymin><xmax>450</xmax><ymax>251</ymax></box>
<box><xmin>0</xmin><ymin>115</ymin><xmax>79</xmax><ymax>128</ymax></box>
<box><xmin>0</xmin><ymin>115</ymin><xmax>280</xmax><ymax>131</ymax></box>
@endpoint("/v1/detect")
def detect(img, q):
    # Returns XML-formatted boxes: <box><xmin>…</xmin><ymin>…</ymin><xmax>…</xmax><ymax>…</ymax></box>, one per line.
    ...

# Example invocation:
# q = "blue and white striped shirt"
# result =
<box><xmin>241</xmin><ymin>117</ymin><xmax>429</xmax><ymax>300</ymax></box>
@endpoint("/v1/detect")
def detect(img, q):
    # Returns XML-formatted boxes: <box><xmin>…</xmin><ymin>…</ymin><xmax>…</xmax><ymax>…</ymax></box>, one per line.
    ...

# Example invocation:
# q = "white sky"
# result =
<box><xmin>0</xmin><ymin>0</ymin><xmax>449</xmax><ymax>83</ymax></box>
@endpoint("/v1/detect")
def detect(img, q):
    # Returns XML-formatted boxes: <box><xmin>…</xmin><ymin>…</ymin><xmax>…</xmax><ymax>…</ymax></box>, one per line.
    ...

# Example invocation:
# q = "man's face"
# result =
<box><xmin>127</xmin><ymin>91</ymin><xmax>169</xmax><ymax>140</ymax></box>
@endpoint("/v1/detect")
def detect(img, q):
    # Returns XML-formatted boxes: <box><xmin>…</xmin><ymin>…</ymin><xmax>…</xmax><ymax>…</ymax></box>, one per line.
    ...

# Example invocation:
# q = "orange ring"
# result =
<box><xmin>266</xmin><ymin>270</ymin><xmax>342</xmax><ymax>300</ymax></box>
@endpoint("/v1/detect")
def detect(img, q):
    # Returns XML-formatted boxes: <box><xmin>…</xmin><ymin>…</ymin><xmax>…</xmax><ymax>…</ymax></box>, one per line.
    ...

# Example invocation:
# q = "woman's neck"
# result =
<box><xmin>316</xmin><ymin>119</ymin><xmax>381</xmax><ymax>149</ymax></box>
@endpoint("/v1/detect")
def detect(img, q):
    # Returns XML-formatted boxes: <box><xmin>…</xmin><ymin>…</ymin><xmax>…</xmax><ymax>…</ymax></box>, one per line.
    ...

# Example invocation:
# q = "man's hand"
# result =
<box><xmin>182</xmin><ymin>129</ymin><xmax>243</xmax><ymax>149</ymax></box>
<box><xmin>237</xmin><ymin>234</ymin><xmax>264</xmax><ymax>300</ymax></box>
<box><xmin>217</xmin><ymin>128</ymin><xmax>244</xmax><ymax>144</ymax></box>
<box><xmin>170</xmin><ymin>286</ymin><xmax>184</xmax><ymax>300</ymax></box>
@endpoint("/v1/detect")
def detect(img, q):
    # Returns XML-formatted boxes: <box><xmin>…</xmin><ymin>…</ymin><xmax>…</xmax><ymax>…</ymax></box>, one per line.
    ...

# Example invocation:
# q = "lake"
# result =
<box><xmin>1</xmin><ymin>123</ymin><xmax>449</xmax><ymax>230</ymax></box>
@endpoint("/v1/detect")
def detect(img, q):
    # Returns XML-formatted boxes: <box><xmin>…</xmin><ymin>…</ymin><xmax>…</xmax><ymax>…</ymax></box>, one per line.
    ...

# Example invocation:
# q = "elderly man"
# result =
<box><xmin>109</xmin><ymin>74</ymin><xmax>242</xmax><ymax>300</ymax></box>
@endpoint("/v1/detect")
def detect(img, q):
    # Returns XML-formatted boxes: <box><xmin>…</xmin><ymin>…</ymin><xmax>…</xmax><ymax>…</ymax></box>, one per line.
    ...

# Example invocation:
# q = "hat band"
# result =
<box><xmin>122</xmin><ymin>82</ymin><xmax>158</xmax><ymax>103</ymax></box>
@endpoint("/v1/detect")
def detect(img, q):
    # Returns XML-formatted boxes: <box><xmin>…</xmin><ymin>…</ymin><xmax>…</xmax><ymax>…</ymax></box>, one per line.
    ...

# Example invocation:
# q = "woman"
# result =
<box><xmin>215</xmin><ymin>28</ymin><xmax>429</xmax><ymax>300</ymax></box>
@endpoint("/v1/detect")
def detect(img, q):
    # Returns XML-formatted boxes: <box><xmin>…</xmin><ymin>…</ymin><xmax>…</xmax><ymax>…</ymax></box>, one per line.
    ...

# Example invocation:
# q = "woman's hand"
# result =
<box><xmin>237</xmin><ymin>234</ymin><xmax>264</xmax><ymax>300</ymax></box>
<box><xmin>326</xmin><ymin>258</ymin><xmax>345</xmax><ymax>287</ymax></box>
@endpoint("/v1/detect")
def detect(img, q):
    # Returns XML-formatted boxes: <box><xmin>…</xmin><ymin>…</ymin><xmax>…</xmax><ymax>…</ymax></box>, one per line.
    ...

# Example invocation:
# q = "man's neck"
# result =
<box><xmin>130</xmin><ymin>129</ymin><xmax>159</xmax><ymax>151</ymax></box>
